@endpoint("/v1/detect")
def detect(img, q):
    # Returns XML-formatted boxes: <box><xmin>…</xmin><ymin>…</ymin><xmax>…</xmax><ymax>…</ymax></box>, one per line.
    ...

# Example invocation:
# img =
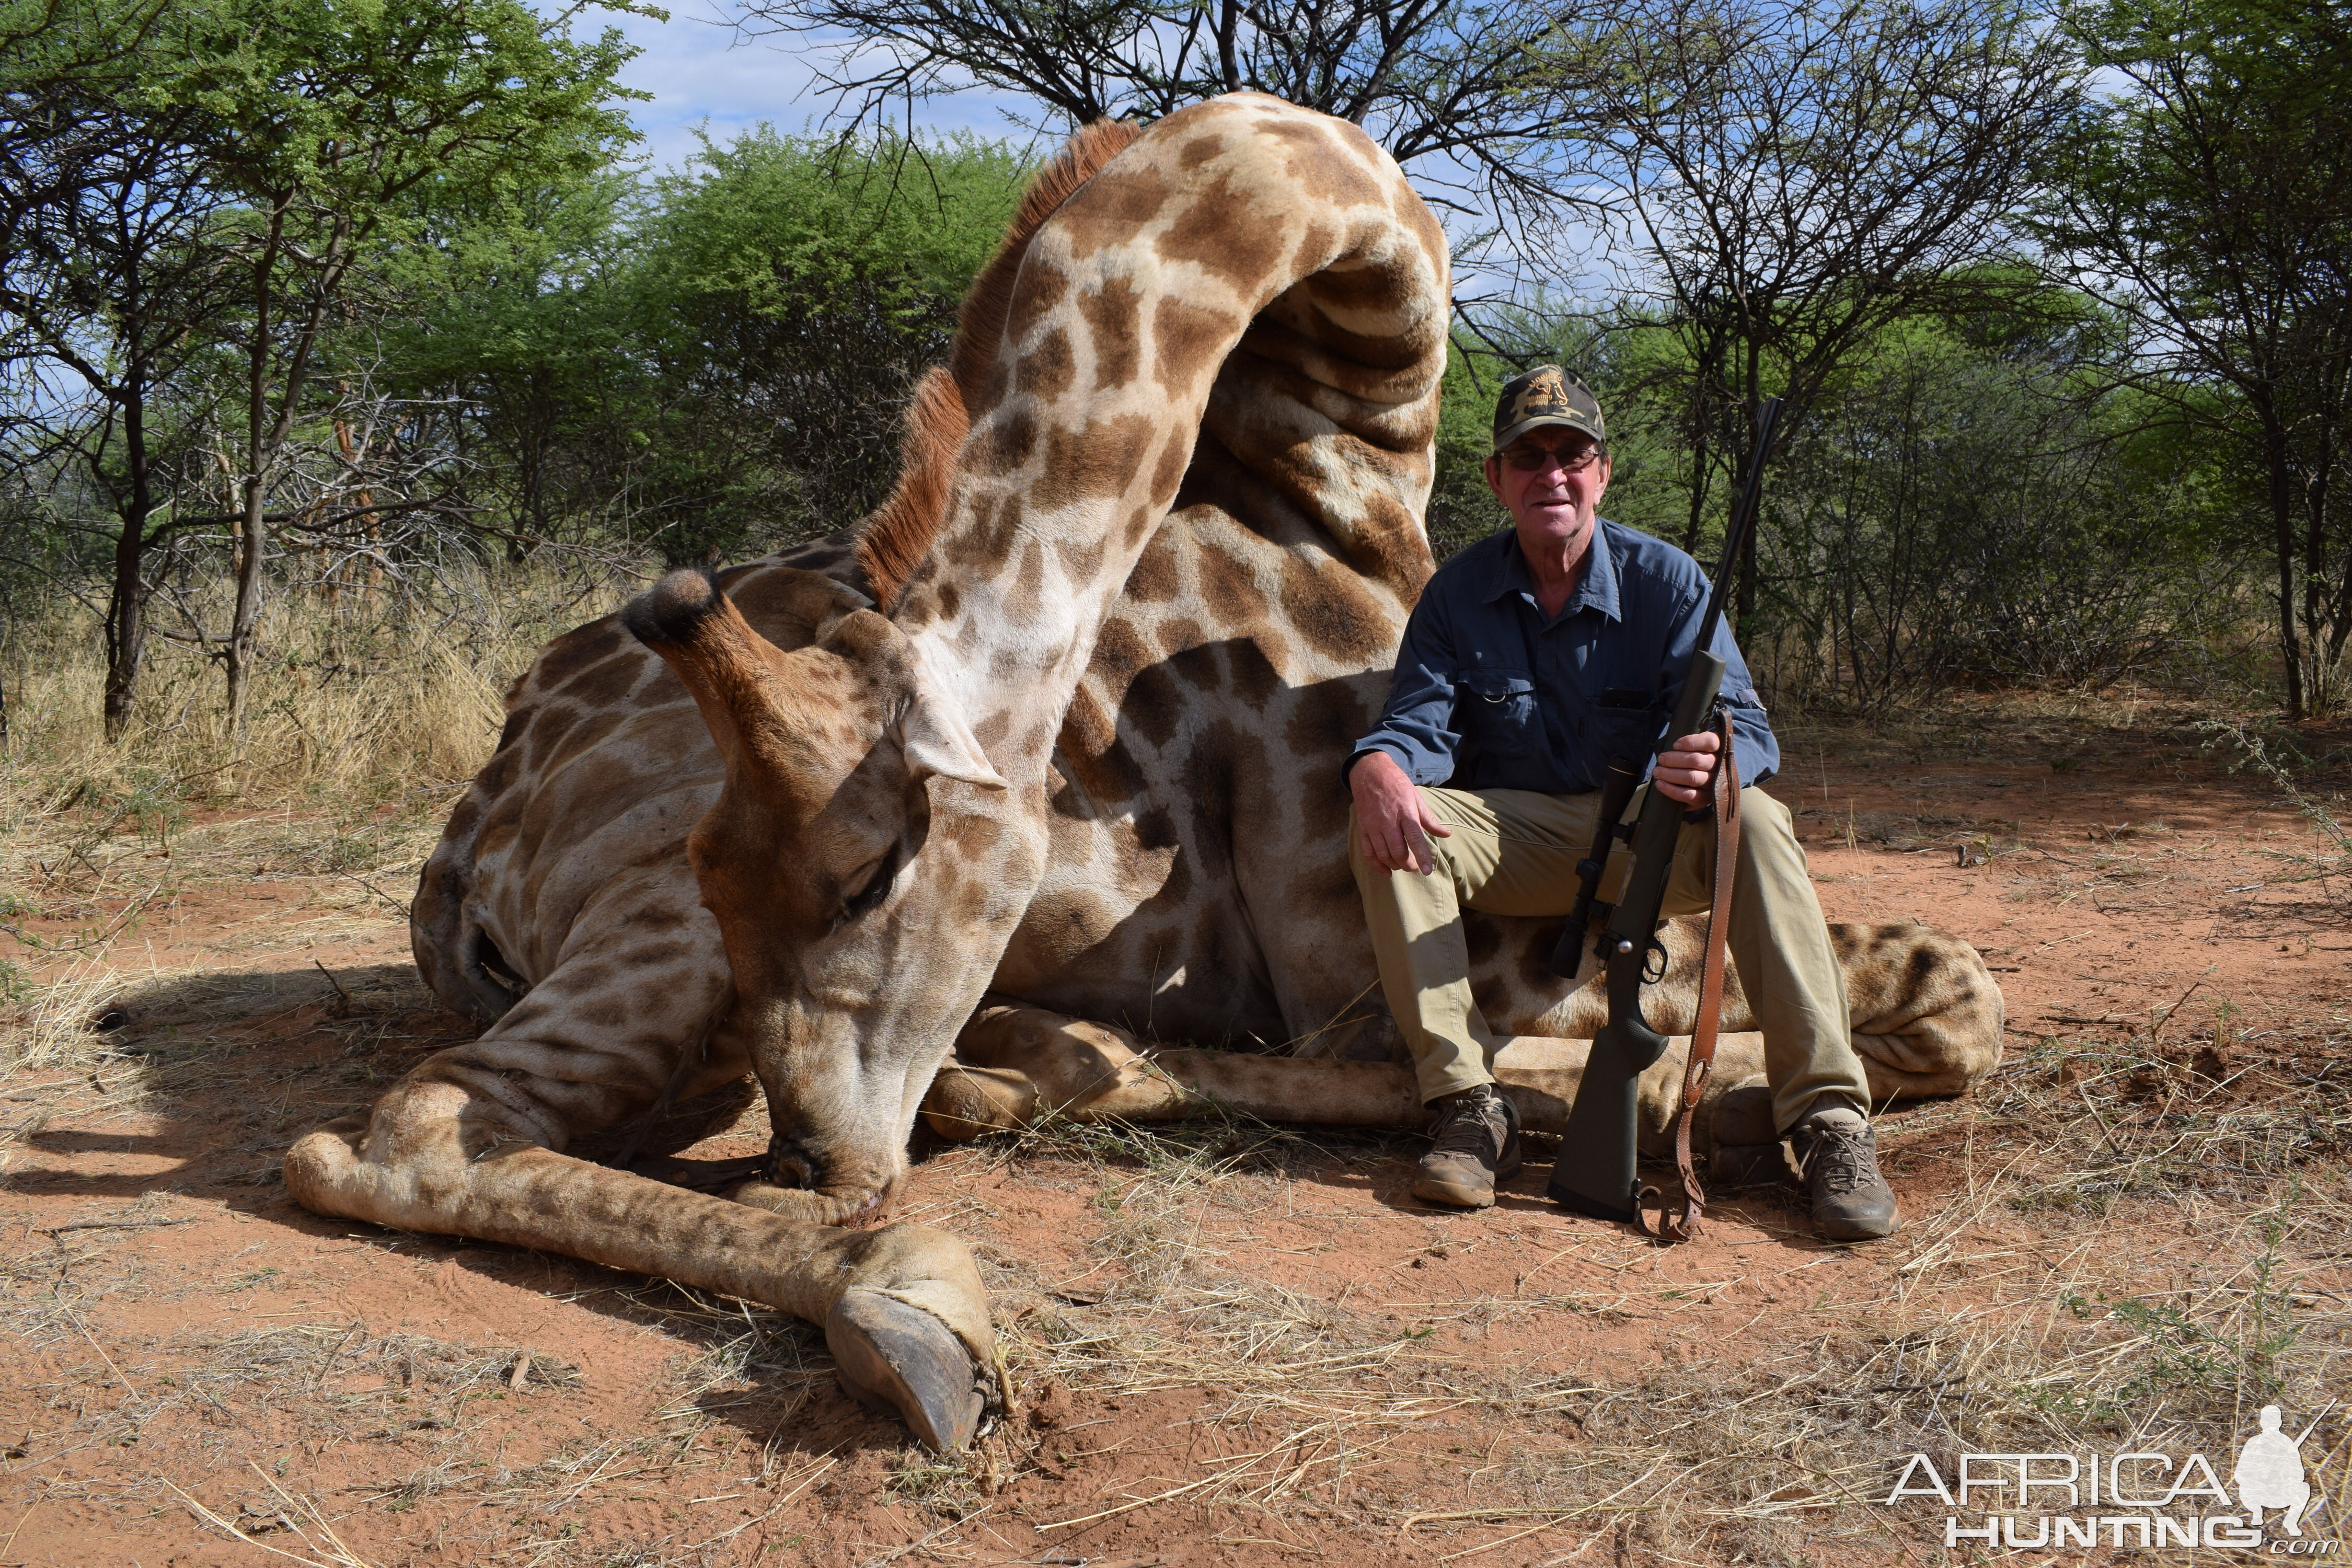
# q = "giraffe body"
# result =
<box><xmin>289</xmin><ymin>98</ymin><xmax>2004</xmax><ymax>1452</ymax></box>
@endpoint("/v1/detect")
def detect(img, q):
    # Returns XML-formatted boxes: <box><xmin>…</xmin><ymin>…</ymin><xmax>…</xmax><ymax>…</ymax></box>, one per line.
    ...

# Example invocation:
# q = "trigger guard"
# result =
<box><xmin>1641</xmin><ymin>937</ymin><xmax>1670</xmax><ymax>984</ymax></box>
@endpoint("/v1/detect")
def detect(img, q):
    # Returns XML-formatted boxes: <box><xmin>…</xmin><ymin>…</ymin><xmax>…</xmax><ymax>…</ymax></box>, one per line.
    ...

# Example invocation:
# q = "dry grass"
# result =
<box><xmin>1</xmin><ymin>561</ymin><xmax>643</xmax><ymax>816</ymax></box>
<box><xmin>3</xmin><ymin>637</ymin><xmax>2349</xmax><ymax>1564</ymax></box>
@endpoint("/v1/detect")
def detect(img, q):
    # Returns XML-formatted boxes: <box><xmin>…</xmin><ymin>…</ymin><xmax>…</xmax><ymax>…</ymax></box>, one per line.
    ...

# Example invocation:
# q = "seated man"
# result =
<box><xmin>1346</xmin><ymin>366</ymin><xmax>1898</xmax><ymax>1240</ymax></box>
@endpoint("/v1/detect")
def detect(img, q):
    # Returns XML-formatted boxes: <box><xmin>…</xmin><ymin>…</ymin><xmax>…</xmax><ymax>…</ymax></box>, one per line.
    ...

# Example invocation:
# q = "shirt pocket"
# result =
<box><xmin>1460</xmin><ymin>668</ymin><xmax>1540</xmax><ymax>758</ymax></box>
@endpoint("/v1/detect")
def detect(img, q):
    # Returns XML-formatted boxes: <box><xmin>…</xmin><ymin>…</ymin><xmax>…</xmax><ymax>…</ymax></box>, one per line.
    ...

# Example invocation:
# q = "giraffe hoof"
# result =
<box><xmin>825</xmin><ymin>1289</ymin><xmax>989</xmax><ymax>1451</ymax></box>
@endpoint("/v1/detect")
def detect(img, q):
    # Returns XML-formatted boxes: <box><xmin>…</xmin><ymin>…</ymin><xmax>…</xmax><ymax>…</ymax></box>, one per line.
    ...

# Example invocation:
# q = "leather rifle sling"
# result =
<box><xmin>1637</xmin><ymin>708</ymin><xmax>1741</xmax><ymax>1243</ymax></box>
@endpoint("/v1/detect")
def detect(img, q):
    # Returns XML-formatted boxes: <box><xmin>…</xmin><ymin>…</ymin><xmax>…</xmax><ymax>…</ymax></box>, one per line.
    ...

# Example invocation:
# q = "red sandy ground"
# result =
<box><xmin>1</xmin><ymin>697</ymin><xmax>2347</xmax><ymax>1567</ymax></box>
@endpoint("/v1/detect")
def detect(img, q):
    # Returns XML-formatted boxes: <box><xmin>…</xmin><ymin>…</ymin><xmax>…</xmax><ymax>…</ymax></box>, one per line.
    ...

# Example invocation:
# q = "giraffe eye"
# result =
<box><xmin>836</xmin><ymin>846</ymin><xmax>900</xmax><ymax>924</ymax></box>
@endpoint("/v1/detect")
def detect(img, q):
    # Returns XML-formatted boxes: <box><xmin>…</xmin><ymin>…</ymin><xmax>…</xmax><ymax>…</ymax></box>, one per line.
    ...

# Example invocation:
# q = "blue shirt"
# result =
<box><xmin>1351</xmin><ymin>521</ymin><xmax>1779</xmax><ymax>794</ymax></box>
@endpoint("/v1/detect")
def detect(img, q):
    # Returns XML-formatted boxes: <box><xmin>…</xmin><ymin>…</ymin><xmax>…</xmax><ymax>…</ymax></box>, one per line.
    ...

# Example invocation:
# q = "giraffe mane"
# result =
<box><xmin>856</xmin><ymin>117</ymin><xmax>1143</xmax><ymax>611</ymax></box>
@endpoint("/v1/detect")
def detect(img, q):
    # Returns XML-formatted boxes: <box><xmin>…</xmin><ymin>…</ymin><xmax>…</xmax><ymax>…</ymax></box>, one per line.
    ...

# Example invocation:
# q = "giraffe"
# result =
<box><xmin>288</xmin><ymin>96</ymin><xmax>2005</xmax><ymax>1455</ymax></box>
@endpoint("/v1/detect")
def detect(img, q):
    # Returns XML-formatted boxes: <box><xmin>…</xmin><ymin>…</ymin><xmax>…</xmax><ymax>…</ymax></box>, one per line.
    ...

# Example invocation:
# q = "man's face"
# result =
<box><xmin>1483</xmin><ymin>428</ymin><xmax>1611</xmax><ymax>554</ymax></box>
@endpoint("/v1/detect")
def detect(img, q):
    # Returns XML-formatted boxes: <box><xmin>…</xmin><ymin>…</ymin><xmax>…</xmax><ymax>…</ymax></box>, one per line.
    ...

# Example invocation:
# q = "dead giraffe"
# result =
<box><xmin>289</xmin><ymin>96</ymin><xmax>2005</xmax><ymax>1454</ymax></box>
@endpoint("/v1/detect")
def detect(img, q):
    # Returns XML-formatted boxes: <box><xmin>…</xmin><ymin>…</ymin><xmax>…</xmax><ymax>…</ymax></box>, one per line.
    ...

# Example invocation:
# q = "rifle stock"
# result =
<box><xmin>1547</xmin><ymin>652</ymin><xmax>1727</xmax><ymax>1221</ymax></box>
<box><xmin>1544</xmin><ymin>394</ymin><xmax>1781</xmax><ymax>1227</ymax></box>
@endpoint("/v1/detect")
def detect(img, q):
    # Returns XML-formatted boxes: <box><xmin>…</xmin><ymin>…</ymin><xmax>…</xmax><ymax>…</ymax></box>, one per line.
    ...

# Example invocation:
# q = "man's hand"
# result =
<box><xmin>1350</xmin><ymin>750</ymin><xmax>1452</xmax><ymax>873</ymax></box>
<box><xmin>1651</xmin><ymin>729</ymin><xmax>1722</xmax><ymax>806</ymax></box>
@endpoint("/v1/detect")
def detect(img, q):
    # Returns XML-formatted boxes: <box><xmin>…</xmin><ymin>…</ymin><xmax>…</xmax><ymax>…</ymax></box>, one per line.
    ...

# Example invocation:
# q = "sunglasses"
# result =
<box><xmin>1501</xmin><ymin>441</ymin><xmax>1605</xmax><ymax>474</ymax></box>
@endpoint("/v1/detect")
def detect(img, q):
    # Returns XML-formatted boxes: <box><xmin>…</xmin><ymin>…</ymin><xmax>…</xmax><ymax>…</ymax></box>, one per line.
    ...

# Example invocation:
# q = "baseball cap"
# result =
<box><xmin>1491</xmin><ymin>365</ymin><xmax>1606</xmax><ymax>456</ymax></box>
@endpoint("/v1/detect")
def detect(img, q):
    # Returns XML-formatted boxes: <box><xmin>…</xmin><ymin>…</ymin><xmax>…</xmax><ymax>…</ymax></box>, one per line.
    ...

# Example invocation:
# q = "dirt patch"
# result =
<box><xmin>2</xmin><ymin>693</ymin><xmax>2349</xmax><ymax>1566</ymax></box>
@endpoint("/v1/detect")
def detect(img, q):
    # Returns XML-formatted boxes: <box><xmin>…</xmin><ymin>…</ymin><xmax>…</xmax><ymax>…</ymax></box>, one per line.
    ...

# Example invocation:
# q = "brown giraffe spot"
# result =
<box><xmin>1471</xmin><ymin>976</ymin><xmax>1509</xmax><ymax>1023</ymax></box>
<box><xmin>1012</xmin><ymin>537</ymin><xmax>1045</xmax><ymax>604</ymax></box>
<box><xmin>1091</xmin><ymin>617</ymin><xmax>1152</xmax><ymax>685</ymax></box>
<box><xmin>1288</xmin><ymin>219</ymin><xmax>1341</xmax><ymax>276</ymax></box>
<box><xmin>441</xmin><ymin>789</ymin><xmax>486</xmax><ymax>846</ymax></box>
<box><xmin>1255</xmin><ymin>114</ymin><xmax>1383</xmax><ymax>207</ymax></box>
<box><xmin>1154</xmin><ymin>615</ymin><xmax>1204</xmax><ymax>656</ymax></box>
<box><xmin>527</xmin><ymin>704</ymin><xmax>585</xmax><ymax>770</ymax></box>
<box><xmin>971</xmin><ymin>408</ymin><xmax>1039</xmax><ymax>477</ymax></box>
<box><xmin>1465</xmin><ymin>914</ymin><xmax>1503</xmax><ymax>966</ymax></box>
<box><xmin>1121</xmin><ymin>659</ymin><xmax>1187</xmax><ymax>750</ymax></box>
<box><xmin>546</xmin><ymin>710</ymin><xmax>627</xmax><ymax>776</ymax></box>
<box><xmin>1052</xmin><ymin>529</ymin><xmax>1109</xmax><ymax>583</ymax></box>
<box><xmin>1122</xmin><ymin>501</ymin><xmax>1159</xmax><ymax>547</ymax></box>
<box><xmin>1077</xmin><ymin>276</ymin><xmax>1144</xmax><ymax>389</ymax></box>
<box><xmin>1278</xmin><ymin>552</ymin><xmax>1393</xmax><ymax>666</ymax></box>
<box><xmin>474</xmin><ymin>791</ymin><xmax>524</xmax><ymax>862</ymax></box>
<box><xmin>1155</xmin><ymin>835</ymin><xmax>1192</xmax><ymax>906</ymax></box>
<box><xmin>533</xmin><ymin>620</ymin><xmax>626</xmax><ymax>687</ymax></box>
<box><xmin>1149</xmin><ymin>424</ymin><xmax>1193</xmax><ymax>508</ymax></box>
<box><xmin>1286</xmin><ymin>857</ymin><xmax>1357</xmax><ymax>918</ymax></box>
<box><xmin>1004</xmin><ymin>255</ymin><xmax>1071</xmax><ymax>347</ymax></box>
<box><xmin>1181</xmin><ymin>728</ymin><xmax>1237</xmax><ymax>852</ymax></box>
<box><xmin>1197</xmin><ymin>545</ymin><xmax>1268</xmax><ymax>628</ymax></box>
<box><xmin>1176</xmin><ymin>131</ymin><xmax>1226</xmax><ymax>170</ymax></box>
<box><xmin>1053</xmin><ymin>161</ymin><xmax>1175</xmax><ymax>261</ymax></box>
<box><xmin>559</xmin><ymin>652</ymin><xmax>648</xmax><ymax>711</ymax></box>
<box><xmin>945</xmin><ymin>492</ymin><xmax>1024</xmax><ymax>570</ymax></box>
<box><xmin>1130</xmin><ymin>802</ymin><xmax>1178</xmax><ymax>855</ymax></box>
<box><xmin>949</xmin><ymin>873</ymin><xmax>992</xmax><ymax>927</ymax></box>
<box><xmin>1227</xmin><ymin>639</ymin><xmax>1280</xmax><ymax>709</ymax></box>
<box><xmin>491</xmin><ymin>706</ymin><xmax>531</xmax><ymax>757</ymax></box>
<box><xmin>1123</xmin><ymin>532</ymin><xmax>1182</xmax><ymax>602</ymax></box>
<box><xmin>1035</xmin><ymin>412</ymin><xmax>1152</xmax><ymax>513</ymax></box>
<box><xmin>1152</xmin><ymin>296</ymin><xmax>1239</xmax><ymax>400</ymax></box>
<box><xmin>1392</xmin><ymin>173</ymin><xmax>1449</xmax><ymax>255</ymax></box>
<box><xmin>1517</xmin><ymin>923</ymin><xmax>1569</xmax><ymax>990</ymax></box>
<box><xmin>1058</xmin><ymin>693</ymin><xmax>1149</xmax><ymax>805</ymax></box>
<box><xmin>946</xmin><ymin>812</ymin><xmax>1005</xmax><ymax>858</ymax></box>
<box><xmin>1018</xmin><ymin>326</ymin><xmax>1076</xmax><ymax>401</ymax></box>
<box><xmin>477</xmin><ymin>738</ymin><xmax>526</xmax><ymax>800</ymax></box>
<box><xmin>1156</xmin><ymin>179</ymin><xmax>1288</xmax><ymax>292</ymax></box>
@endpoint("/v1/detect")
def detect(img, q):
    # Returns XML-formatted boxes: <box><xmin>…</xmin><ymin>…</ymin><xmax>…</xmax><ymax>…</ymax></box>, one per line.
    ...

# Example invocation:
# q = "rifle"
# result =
<box><xmin>1544</xmin><ymin>395</ymin><xmax>1783</xmax><ymax>1232</ymax></box>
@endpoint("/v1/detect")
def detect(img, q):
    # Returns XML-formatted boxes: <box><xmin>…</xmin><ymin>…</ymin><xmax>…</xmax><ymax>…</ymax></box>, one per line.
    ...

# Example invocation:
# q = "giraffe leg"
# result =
<box><xmin>289</xmin><ymin>1071</ymin><xmax>999</xmax><ymax>1451</ymax></box>
<box><xmin>918</xmin><ymin>1004</ymin><xmax>1774</xmax><ymax>1155</ymax></box>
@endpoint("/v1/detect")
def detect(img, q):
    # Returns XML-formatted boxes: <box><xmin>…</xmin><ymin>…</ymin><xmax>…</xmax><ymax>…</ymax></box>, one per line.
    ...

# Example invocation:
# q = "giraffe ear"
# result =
<box><xmin>825</xmin><ymin>608</ymin><xmax>1006</xmax><ymax>791</ymax></box>
<box><xmin>894</xmin><ymin>648</ymin><xmax>1006</xmax><ymax>791</ymax></box>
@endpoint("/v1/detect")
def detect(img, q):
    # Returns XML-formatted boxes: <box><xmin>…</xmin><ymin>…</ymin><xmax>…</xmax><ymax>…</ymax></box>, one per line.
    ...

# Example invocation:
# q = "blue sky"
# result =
<box><xmin>589</xmin><ymin>1</ymin><xmax>1037</xmax><ymax>174</ymax></box>
<box><xmin>576</xmin><ymin>2</ymin><xmax>1585</xmax><ymax>308</ymax></box>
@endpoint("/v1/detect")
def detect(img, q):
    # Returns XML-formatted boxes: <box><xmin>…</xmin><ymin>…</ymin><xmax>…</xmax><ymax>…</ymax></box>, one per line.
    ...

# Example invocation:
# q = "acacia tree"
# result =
<box><xmin>0</xmin><ymin>0</ymin><xmax>245</xmax><ymax>739</ymax></box>
<box><xmin>146</xmin><ymin>0</ymin><xmax>640</xmax><ymax>730</ymax></box>
<box><xmin>721</xmin><ymin>0</ymin><xmax>1584</xmax><ymax>234</ymax></box>
<box><xmin>2047</xmin><ymin>0</ymin><xmax>2352</xmax><ymax>719</ymax></box>
<box><xmin>1537</xmin><ymin>0</ymin><xmax>2081</xmax><ymax>628</ymax></box>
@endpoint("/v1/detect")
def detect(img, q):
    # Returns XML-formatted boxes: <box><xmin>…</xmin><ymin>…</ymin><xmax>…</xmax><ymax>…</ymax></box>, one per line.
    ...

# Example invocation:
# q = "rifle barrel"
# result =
<box><xmin>1689</xmin><ymin>397</ymin><xmax>1782</xmax><ymax>664</ymax></box>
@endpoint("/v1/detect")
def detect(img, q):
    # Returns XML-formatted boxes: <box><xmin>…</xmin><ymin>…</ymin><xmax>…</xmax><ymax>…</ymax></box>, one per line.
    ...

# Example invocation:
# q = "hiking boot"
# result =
<box><xmin>1414</xmin><ymin>1084</ymin><xmax>1522</xmax><ymax>1208</ymax></box>
<box><xmin>1791</xmin><ymin>1109</ymin><xmax>1899</xmax><ymax>1241</ymax></box>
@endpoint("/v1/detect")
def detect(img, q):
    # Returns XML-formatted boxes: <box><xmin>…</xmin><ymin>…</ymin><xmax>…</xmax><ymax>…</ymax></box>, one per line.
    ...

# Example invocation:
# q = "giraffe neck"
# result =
<box><xmin>889</xmin><ymin>95</ymin><xmax>1449</xmax><ymax>785</ymax></box>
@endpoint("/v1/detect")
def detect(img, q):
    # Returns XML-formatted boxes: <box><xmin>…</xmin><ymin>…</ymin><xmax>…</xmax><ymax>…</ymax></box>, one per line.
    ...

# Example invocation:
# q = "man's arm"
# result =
<box><xmin>1347</xmin><ymin>590</ymin><xmax>1462</xmax><ymax>874</ymax></box>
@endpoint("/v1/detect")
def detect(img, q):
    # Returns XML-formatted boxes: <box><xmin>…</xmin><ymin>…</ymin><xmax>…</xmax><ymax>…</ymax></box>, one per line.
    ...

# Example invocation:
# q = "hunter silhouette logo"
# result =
<box><xmin>2238</xmin><ymin>1406</ymin><xmax>2317</xmax><ymax>1536</ymax></box>
<box><xmin>1885</xmin><ymin>1406</ymin><xmax>2338</xmax><ymax>1552</ymax></box>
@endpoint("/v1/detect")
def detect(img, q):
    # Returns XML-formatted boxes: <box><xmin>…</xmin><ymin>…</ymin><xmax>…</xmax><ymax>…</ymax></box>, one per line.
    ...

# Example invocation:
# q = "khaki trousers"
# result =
<box><xmin>1348</xmin><ymin>783</ymin><xmax>1870</xmax><ymax>1135</ymax></box>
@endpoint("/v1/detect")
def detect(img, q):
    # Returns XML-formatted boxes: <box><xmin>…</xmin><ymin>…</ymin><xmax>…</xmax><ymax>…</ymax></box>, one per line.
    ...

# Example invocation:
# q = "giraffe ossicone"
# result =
<box><xmin>287</xmin><ymin>96</ymin><xmax>2005</xmax><ymax>1454</ymax></box>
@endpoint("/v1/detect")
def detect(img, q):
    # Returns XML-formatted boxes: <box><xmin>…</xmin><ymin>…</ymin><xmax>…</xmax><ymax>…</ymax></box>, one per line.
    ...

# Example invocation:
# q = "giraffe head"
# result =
<box><xmin>623</xmin><ymin>567</ymin><xmax>1014</xmax><ymax>1221</ymax></box>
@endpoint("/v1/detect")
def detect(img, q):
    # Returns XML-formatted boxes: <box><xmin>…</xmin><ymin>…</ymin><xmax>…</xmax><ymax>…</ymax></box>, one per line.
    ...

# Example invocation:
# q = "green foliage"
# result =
<box><xmin>2050</xmin><ymin>0</ymin><xmax>2352</xmax><ymax>716</ymax></box>
<box><xmin>381</xmin><ymin>127</ymin><xmax>1030</xmax><ymax>563</ymax></box>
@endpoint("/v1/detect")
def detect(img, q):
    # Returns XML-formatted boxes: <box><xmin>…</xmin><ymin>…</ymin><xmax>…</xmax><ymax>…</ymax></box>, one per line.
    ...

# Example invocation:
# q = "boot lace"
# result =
<box><xmin>1806</xmin><ymin>1124</ymin><xmax>1879</xmax><ymax>1196</ymax></box>
<box><xmin>1432</xmin><ymin>1087</ymin><xmax>1506</xmax><ymax>1159</ymax></box>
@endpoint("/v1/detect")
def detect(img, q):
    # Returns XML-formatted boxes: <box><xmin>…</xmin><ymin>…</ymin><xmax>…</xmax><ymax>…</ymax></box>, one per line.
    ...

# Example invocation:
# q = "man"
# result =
<box><xmin>1346</xmin><ymin>366</ymin><xmax>1898</xmax><ymax>1240</ymax></box>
